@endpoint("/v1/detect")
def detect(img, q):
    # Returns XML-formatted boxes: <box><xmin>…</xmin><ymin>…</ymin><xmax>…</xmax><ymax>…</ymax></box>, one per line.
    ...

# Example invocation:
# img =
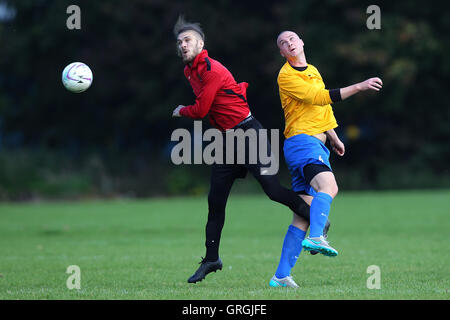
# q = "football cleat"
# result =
<box><xmin>187</xmin><ymin>257</ymin><xmax>223</xmax><ymax>283</ymax></box>
<box><xmin>269</xmin><ymin>275</ymin><xmax>299</xmax><ymax>288</ymax></box>
<box><xmin>302</xmin><ymin>235</ymin><xmax>338</xmax><ymax>257</ymax></box>
<box><xmin>310</xmin><ymin>220</ymin><xmax>331</xmax><ymax>255</ymax></box>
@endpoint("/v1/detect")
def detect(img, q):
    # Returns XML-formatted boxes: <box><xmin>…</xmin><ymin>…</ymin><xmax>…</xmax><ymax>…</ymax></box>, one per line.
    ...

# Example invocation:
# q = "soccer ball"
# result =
<box><xmin>62</xmin><ymin>62</ymin><xmax>93</xmax><ymax>93</ymax></box>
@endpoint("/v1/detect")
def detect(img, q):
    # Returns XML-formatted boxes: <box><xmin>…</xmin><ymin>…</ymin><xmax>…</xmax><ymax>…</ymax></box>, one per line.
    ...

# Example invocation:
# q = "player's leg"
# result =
<box><xmin>295</xmin><ymin>191</ymin><xmax>331</xmax><ymax>255</ymax></box>
<box><xmin>270</xmin><ymin>207</ymin><xmax>310</xmax><ymax>288</ymax></box>
<box><xmin>252</xmin><ymin>171</ymin><xmax>311</xmax><ymax>221</ymax></box>
<box><xmin>187</xmin><ymin>164</ymin><xmax>241</xmax><ymax>283</ymax></box>
<box><xmin>302</xmin><ymin>165</ymin><xmax>339</xmax><ymax>256</ymax></box>
<box><xmin>309</xmin><ymin>170</ymin><xmax>338</xmax><ymax>237</ymax></box>
<box><xmin>270</xmin><ymin>192</ymin><xmax>314</xmax><ymax>287</ymax></box>
<box><xmin>204</xmin><ymin>166</ymin><xmax>240</xmax><ymax>262</ymax></box>
<box><xmin>292</xmin><ymin>194</ymin><xmax>313</xmax><ymax>229</ymax></box>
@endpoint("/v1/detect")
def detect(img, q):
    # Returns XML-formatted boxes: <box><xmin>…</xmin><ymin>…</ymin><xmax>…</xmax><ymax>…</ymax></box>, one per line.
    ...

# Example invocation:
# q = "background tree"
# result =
<box><xmin>0</xmin><ymin>0</ymin><xmax>448</xmax><ymax>199</ymax></box>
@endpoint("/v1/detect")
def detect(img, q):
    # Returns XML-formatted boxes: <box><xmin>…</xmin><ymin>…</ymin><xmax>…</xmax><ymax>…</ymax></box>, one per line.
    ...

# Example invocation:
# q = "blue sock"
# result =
<box><xmin>309</xmin><ymin>192</ymin><xmax>333</xmax><ymax>238</ymax></box>
<box><xmin>275</xmin><ymin>225</ymin><xmax>306</xmax><ymax>279</ymax></box>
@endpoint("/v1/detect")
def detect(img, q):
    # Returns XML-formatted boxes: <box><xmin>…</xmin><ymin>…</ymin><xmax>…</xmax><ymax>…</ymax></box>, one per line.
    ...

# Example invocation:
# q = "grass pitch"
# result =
<box><xmin>0</xmin><ymin>190</ymin><xmax>448</xmax><ymax>299</ymax></box>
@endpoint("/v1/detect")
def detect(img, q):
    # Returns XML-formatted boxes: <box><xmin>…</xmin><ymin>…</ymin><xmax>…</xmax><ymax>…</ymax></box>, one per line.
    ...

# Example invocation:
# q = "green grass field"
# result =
<box><xmin>0</xmin><ymin>190</ymin><xmax>449</xmax><ymax>299</ymax></box>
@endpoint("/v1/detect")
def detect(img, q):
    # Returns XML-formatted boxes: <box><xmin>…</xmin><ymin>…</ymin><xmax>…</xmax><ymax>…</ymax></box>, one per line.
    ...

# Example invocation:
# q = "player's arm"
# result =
<box><xmin>325</xmin><ymin>128</ymin><xmax>345</xmax><ymax>156</ymax></box>
<box><xmin>337</xmin><ymin>77</ymin><xmax>383</xmax><ymax>100</ymax></box>
<box><xmin>279</xmin><ymin>72</ymin><xmax>382</xmax><ymax>105</ymax></box>
<box><xmin>172</xmin><ymin>70</ymin><xmax>222</xmax><ymax>118</ymax></box>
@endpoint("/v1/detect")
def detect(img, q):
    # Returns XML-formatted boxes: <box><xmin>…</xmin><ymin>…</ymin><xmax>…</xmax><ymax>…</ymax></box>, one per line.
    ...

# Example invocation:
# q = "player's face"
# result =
<box><xmin>176</xmin><ymin>31</ymin><xmax>204</xmax><ymax>64</ymax></box>
<box><xmin>277</xmin><ymin>31</ymin><xmax>304</xmax><ymax>58</ymax></box>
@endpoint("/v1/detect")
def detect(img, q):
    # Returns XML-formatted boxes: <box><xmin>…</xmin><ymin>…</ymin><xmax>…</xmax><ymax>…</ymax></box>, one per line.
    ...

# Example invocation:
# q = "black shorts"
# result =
<box><xmin>211</xmin><ymin>116</ymin><xmax>274</xmax><ymax>181</ymax></box>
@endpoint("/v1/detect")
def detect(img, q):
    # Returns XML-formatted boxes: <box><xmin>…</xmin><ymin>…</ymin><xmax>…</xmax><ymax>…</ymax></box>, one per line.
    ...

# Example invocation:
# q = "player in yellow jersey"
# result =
<box><xmin>270</xmin><ymin>30</ymin><xmax>382</xmax><ymax>288</ymax></box>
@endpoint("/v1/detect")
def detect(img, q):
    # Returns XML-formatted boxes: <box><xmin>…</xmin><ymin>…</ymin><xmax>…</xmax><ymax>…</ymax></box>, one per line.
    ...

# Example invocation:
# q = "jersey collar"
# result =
<box><xmin>190</xmin><ymin>49</ymin><xmax>208</xmax><ymax>69</ymax></box>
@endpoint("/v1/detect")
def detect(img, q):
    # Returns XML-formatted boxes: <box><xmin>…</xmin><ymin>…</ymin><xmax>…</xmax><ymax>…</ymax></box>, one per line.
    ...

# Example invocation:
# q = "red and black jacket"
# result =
<box><xmin>179</xmin><ymin>50</ymin><xmax>250</xmax><ymax>131</ymax></box>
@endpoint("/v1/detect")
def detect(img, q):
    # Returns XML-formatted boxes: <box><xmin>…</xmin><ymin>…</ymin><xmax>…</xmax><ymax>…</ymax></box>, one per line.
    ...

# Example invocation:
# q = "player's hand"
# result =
<box><xmin>358</xmin><ymin>77</ymin><xmax>383</xmax><ymax>92</ymax></box>
<box><xmin>330</xmin><ymin>138</ymin><xmax>345</xmax><ymax>156</ymax></box>
<box><xmin>172</xmin><ymin>105</ymin><xmax>184</xmax><ymax>117</ymax></box>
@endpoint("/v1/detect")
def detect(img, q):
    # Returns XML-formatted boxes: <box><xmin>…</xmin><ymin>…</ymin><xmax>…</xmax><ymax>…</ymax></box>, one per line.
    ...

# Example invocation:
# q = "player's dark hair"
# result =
<box><xmin>173</xmin><ymin>15</ymin><xmax>205</xmax><ymax>41</ymax></box>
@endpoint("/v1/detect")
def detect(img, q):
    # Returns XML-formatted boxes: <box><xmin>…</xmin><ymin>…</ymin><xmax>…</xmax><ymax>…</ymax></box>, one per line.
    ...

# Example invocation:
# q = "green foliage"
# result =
<box><xmin>0</xmin><ymin>149</ymin><xmax>213</xmax><ymax>200</ymax></box>
<box><xmin>0</xmin><ymin>150</ymin><xmax>93</xmax><ymax>200</ymax></box>
<box><xmin>166</xmin><ymin>166</ymin><xmax>209</xmax><ymax>196</ymax></box>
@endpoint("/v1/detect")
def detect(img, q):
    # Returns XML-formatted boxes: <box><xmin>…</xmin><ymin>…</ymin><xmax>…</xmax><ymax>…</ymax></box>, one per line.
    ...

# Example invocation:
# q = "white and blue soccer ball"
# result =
<box><xmin>62</xmin><ymin>62</ymin><xmax>93</xmax><ymax>93</ymax></box>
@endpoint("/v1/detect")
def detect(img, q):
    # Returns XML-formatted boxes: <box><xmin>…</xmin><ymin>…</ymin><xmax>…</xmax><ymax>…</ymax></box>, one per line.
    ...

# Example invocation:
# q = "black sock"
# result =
<box><xmin>204</xmin><ymin>208</ymin><xmax>225</xmax><ymax>262</ymax></box>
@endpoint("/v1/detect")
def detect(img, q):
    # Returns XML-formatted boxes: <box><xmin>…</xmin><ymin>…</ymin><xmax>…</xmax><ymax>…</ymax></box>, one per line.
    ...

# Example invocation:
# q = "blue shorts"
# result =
<box><xmin>283</xmin><ymin>134</ymin><xmax>332</xmax><ymax>196</ymax></box>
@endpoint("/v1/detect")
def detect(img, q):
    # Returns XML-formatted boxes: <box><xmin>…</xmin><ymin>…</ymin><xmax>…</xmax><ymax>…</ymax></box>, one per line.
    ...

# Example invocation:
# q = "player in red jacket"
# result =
<box><xmin>172</xmin><ymin>17</ymin><xmax>318</xmax><ymax>284</ymax></box>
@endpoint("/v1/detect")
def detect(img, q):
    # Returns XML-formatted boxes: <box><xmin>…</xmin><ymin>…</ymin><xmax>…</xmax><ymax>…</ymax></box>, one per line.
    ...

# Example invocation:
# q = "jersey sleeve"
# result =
<box><xmin>278</xmin><ymin>72</ymin><xmax>333</xmax><ymax>106</ymax></box>
<box><xmin>180</xmin><ymin>70</ymin><xmax>223</xmax><ymax>119</ymax></box>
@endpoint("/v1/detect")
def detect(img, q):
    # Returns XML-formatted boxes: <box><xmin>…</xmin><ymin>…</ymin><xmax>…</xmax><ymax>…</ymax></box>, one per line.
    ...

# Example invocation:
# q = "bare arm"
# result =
<box><xmin>339</xmin><ymin>77</ymin><xmax>383</xmax><ymax>100</ymax></box>
<box><xmin>325</xmin><ymin>129</ymin><xmax>345</xmax><ymax>156</ymax></box>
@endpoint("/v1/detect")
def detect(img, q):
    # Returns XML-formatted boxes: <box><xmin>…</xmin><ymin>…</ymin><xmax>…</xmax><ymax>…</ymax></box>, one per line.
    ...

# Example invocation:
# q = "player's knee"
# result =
<box><xmin>329</xmin><ymin>184</ymin><xmax>339</xmax><ymax>198</ymax></box>
<box><xmin>318</xmin><ymin>183</ymin><xmax>338</xmax><ymax>199</ymax></box>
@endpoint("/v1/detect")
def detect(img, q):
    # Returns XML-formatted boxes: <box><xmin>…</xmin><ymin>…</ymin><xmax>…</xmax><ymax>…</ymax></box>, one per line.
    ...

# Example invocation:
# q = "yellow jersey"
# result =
<box><xmin>277</xmin><ymin>62</ymin><xmax>338</xmax><ymax>138</ymax></box>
